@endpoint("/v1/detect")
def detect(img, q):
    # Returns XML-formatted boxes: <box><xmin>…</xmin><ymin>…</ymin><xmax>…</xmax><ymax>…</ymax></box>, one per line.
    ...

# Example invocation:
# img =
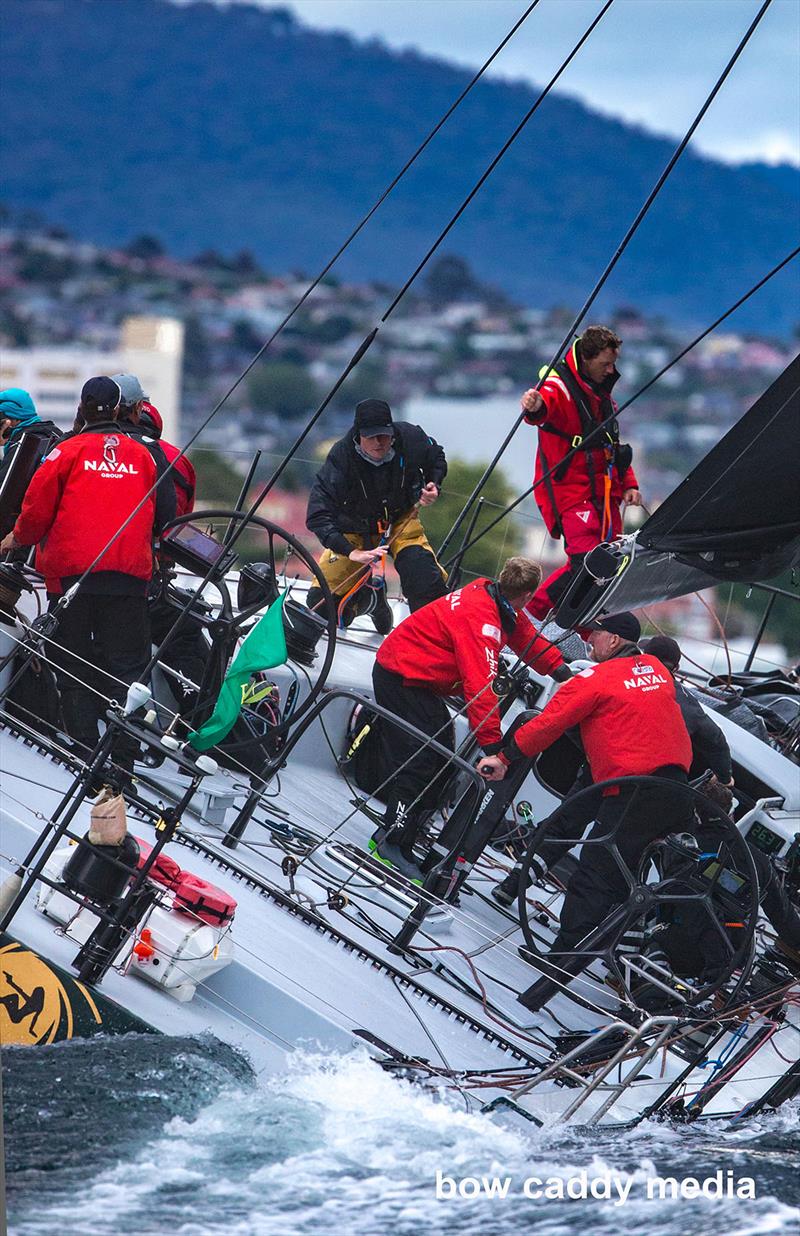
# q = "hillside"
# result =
<box><xmin>3</xmin><ymin>0</ymin><xmax>798</xmax><ymax>331</ymax></box>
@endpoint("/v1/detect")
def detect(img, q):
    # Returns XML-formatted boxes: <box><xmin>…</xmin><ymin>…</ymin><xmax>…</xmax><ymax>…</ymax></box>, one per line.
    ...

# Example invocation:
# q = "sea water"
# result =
<box><xmin>3</xmin><ymin>1034</ymin><xmax>799</xmax><ymax>1235</ymax></box>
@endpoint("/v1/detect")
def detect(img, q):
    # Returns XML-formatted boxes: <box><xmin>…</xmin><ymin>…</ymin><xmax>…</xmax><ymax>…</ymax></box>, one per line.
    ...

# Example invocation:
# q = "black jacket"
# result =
<box><xmin>306</xmin><ymin>420</ymin><xmax>447</xmax><ymax>555</ymax></box>
<box><xmin>0</xmin><ymin>419</ymin><xmax>62</xmax><ymax>485</ymax></box>
<box><xmin>675</xmin><ymin>681</ymin><xmax>732</xmax><ymax>781</ymax></box>
<box><xmin>116</xmin><ymin>416</ymin><xmax>177</xmax><ymax>534</ymax></box>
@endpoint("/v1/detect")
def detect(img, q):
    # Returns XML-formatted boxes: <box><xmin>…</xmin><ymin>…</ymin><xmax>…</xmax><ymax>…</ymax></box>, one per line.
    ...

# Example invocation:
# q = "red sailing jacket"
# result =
<box><xmin>377</xmin><ymin>577</ymin><xmax>564</xmax><ymax>748</ymax></box>
<box><xmin>510</xmin><ymin>651</ymin><xmax>692</xmax><ymax>784</ymax></box>
<box><xmin>140</xmin><ymin>402</ymin><xmax>196</xmax><ymax>517</ymax></box>
<box><xmin>159</xmin><ymin>439</ymin><xmax>196</xmax><ymax>518</ymax></box>
<box><xmin>13</xmin><ymin>427</ymin><xmax>158</xmax><ymax>591</ymax></box>
<box><xmin>525</xmin><ymin>343</ymin><xmax>638</xmax><ymax>536</ymax></box>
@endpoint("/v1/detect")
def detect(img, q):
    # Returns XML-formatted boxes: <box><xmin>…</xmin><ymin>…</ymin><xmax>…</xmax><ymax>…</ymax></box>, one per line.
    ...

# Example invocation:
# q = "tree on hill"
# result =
<box><xmin>189</xmin><ymin>447</ymin><xmax>245</xmax><ymax>510</ymax></box>
<box><xmin>418</xmin><ymin>458</ymin><xmax>522</xmax><ymax>582</ymax></box>
<box><xmin>247</xmin><ymin>361</ymin><xmax>320</xmax><ymax>419</ymax></box>
<box><xmin>126</xmin><ymin>234</ymin><xmax>163</xmax><ymax>260</ymax></box>
<box><xmin>425</xmin><ymin>256</ymin><xmax>483</xmax><ymax>307</ymax></box>
<box><xmin>425</xmin><ymin>255</ymin><xmax>512</xmax><ymax>311</ymax></box>
<box><xmin>331</xmin><ymin>357</ymin><xmax>390</xmax><ymax>411</ymax></box>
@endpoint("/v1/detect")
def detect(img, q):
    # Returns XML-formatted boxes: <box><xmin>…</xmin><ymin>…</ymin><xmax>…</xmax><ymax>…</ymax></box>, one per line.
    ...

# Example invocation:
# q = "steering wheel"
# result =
<box><xmin>155</xmin><ymin>509</ymin><xmax>337</xmax><ymax>745</ymax></box>
<box><xmin>515</xmin><ymin>775</ymin><xmax>760</xmax><ymax>1017</ymax></box>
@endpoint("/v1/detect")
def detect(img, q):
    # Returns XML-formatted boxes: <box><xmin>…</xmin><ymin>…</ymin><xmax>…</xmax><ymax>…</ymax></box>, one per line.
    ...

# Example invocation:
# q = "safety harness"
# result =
<box><xmin>537</xmin><ymin>354</ymin><xmax>630</xmax><ymax>540</ymax></box>
<box><xmin>336</xmin><ymin>518</ymin><xmax>393</xmax><ymax>628</ymax></box>
<box><xmin>486</xmin><ymin>579</ymin><xmax>518</xmax><ymax>637</ymax></box>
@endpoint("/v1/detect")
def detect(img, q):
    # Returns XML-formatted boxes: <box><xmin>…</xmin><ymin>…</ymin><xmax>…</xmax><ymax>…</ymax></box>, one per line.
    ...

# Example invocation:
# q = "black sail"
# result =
<box><xmin>555</xmin><ymin>354</ymin><xmax>800</xmax><ymax>625</ymax></box>
<box><xmin>638</xmin><ymin>352</ymin><xmax>800</xmax><ymax>575</ymax></box>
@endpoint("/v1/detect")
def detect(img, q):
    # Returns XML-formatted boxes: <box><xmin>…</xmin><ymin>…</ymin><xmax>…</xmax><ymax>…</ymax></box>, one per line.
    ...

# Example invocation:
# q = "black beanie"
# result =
<box><xmin>641</xmin><ymin>635</ymin><xmax>681</xmax><ymax>671</ymax></box>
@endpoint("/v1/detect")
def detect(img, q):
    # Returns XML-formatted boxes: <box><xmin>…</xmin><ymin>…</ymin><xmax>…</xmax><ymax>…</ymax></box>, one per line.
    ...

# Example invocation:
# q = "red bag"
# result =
<box><xmin>172</xmin><ymin>872</ymin><xmax>237</xmax><ymax>926</ymax></box>
<box><xmin>134</xmin><ymin>838</ymin><xmax>182</xmax><ymax>889</ymax></box>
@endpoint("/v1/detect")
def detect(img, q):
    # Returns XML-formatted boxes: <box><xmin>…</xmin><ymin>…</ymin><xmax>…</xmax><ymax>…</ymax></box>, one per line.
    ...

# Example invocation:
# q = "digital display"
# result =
<box><xmin>700</xmin><ymin>860</ymin><xmax>749</xmax><ymax>903</ymax></box>
<box><xmin>168</xmin><ymin>524</ymin><xmax>227</xmax><ymax>565</ymax></box>
<box><xmin>746</xmin><ymin>821</ymin><xmax>785</xmax><ymax>857</ymax></box>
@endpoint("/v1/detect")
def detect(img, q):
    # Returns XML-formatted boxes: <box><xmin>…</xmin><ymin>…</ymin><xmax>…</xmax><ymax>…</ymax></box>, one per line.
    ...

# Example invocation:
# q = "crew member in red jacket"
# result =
<box><xmin>139</xmin><ymin>401</ymin><xmax>196</xmax><ymax>516</ymax></box>
<box><xmin>370</xmin><ymin>556</ymin><xmax>570</xmax><ymax>878</ymax></box>
<box><xmin>0</xmin><ymin>377</ymin><xmax>171</xmax><ymax>767</ymax></box>
<box><xmin>479</xmin><ymin>611</ymin><xmax>693</xmax><ymax>1012</ymax></box>
<box><xmin>521</xmin><ymin>326</ymin><xmax>641</xmax><ymax>619</ymax></box>
<box><xmin>111</xmin><ymin>375</ymin><xmax>196</xmax><ymax>518</ymax></box>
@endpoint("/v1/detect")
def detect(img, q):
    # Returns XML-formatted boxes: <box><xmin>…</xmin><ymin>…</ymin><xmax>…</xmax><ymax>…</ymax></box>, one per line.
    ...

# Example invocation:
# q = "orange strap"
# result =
<box><xmin>600</xmin><ymin>470</ymin><xmax>613</xmax><ymax>540</ymax></box>
<box><xmin>336</xmin><ymin>520</ymin><xmax>392</xmax><ymax>626</ymax></box>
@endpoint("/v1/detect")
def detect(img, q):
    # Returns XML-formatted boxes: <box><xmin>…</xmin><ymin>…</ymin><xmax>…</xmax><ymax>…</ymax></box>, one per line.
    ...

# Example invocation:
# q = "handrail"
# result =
<box><xmin>0</xmin><ymin>685</ymin><xmax>489</xmax><ymax>978</ymax></box>
<box><xmin>223</xmin><ymin>685</ymin><xmax>487</xmax><ymax>847</ymax></box>
<box><xmin>505</xmin><ymin>1015</ymin><xmax>678</xmax><ymax>1124</ymax></box>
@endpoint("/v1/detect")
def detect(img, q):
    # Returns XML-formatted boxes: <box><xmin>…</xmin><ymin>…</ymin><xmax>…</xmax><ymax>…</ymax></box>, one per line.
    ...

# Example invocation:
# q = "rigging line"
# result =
<box><xmin>388</xmin><ymin>975</ymin><xmax>474</xmax><ymax>1112</ymax></box>
<box><xmin>437</xmin><ymin>0</ymin><xmax>776</xmax><ymax>560</ymax></box>
<box><xmin>77</xmin><ymin>4</ymin><xmax>545</xmax><ymax>560</ymax></box>
<box><xmin>696</xmin><ymin>592</ymin><xmax>734</xmax><ymax>688</ymax></box>
<box><xmin>616</xmin><ymin>248</ymin><xmax>800</xmax><ymax>417</ymax></box>
<box><xmin>440</xmin><ymin>245</ymin><xmax>800</xmax><ymax>568</ymax></box>
<box><xmin>167</xmin><ymin>0</ymin><xmax>541</xmax><ymax>430</ymax></box>
<box><xmin>649</xmin><ymin>625</ymin><xmax>789</xmax><ymax>675</ymax></box>
<box><xmin>173</xmin><ymin>799</ymin><xmax>620</xmax><ymax>1017</ymax></box>
<box><xmin>0</xmin><ymin>8</ymin><xmax>543</xmax><ymax>683</ymax></box>
<box><xmin>380</xmin><ymin>0</ymin><xmax>615</xmax><ymax>322</ymax></box>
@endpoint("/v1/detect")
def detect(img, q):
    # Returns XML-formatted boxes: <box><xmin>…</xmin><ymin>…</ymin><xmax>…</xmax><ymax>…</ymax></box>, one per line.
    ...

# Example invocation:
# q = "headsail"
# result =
<box><xmin>555</xmin><ymin>354</ymin><xmax>800</xmax><ymax>626</ymax></box>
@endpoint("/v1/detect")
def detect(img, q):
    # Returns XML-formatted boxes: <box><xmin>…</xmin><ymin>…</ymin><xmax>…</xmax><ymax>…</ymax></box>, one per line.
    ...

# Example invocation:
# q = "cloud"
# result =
<box><xmin>272</xmin><ymin>0</ymin><xmax>799</xmax><ymax>167</ymax></box>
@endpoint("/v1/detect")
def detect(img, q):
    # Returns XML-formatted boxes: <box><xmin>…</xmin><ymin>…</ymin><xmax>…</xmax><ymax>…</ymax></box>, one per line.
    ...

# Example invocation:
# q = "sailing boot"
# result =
<box><xmin>491</xmin><ymin>856</ymin><xmax>547</xmax><ymax>907</ymax></box>
<box><xmin>368</xmin><ymin>584</ymin><xmax>394</xmax><ymax>635</ymax></box>
<box><xmin>369</xmin><ymin>794</ymin><xmax>423</xmax><ymax>881</ymax></box>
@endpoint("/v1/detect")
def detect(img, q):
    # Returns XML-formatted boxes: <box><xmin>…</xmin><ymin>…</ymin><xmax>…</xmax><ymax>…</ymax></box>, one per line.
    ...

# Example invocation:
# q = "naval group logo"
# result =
<box><xmin>0</xmin><ymin>940</ymin><xmax>102</xmax><ymax>1045</ymax></box>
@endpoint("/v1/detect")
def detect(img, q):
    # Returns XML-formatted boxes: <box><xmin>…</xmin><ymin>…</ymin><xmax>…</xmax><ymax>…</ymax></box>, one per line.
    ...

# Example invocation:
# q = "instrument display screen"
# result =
<box><xmin>166</xmin><ymin>523</ymin><xmax>227</xmax><ymax>566</ymax></box>
<box><xmin>747</xmin><ymin>821</ymin><xmax>786</xmax><ymax>857</ymax></box>
<box><xmin>700</xmin><ymin>860</ymin><xmax>749</xmax><ymax>904</ymax></box>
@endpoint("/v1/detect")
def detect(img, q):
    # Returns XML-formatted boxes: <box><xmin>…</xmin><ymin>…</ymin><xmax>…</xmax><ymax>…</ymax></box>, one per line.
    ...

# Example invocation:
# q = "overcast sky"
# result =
<box><xmin>215</xmin><ymin>0</ymin><xmax>799</xmax><ymax>166</ymax></box>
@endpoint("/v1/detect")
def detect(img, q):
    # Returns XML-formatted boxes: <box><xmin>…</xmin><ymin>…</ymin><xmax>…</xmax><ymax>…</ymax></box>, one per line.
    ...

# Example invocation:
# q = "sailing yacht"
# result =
<box><xmin>0</xmin><ymin>0</ymin><xmax>798</xmax><ymax>1128</ymax></box>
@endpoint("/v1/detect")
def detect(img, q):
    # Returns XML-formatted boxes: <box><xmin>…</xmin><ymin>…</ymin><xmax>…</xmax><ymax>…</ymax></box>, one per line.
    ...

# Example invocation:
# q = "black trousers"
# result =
<box><xmin>48</xmin><ymin>592</ymin><xmax>151</xmax><ymax>766</ymax></box>
<box><xmin>551</xmin><ymin>765</ymin><xmax>692</xmax><ymax>953</ymax></box>
<box><xmin>393</xmin><ymin>545</ymin><xmax>447</xmax><ymax>613</ymax></box>
<box><xmin>662</xmin><ymin>820</ymin><xmax>800</xmax><ymax>977</ymax></box>
<box><xmin>149</xmin><ymin>599</ymin><xmax>208</xmax><ymax>710</ymax></box>
<box><xmin>753</xmin><ymin>847</ymin><xmax>800</xmax><ymax>950</ymax></box>
<box><xmin>372</xmin><ymin>661</ymin><xmax>453</xmax><ymax>810</ymax></box>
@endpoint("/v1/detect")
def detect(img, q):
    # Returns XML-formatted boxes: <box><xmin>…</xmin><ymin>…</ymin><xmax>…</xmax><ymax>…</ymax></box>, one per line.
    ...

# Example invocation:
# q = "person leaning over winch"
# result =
<box><xmin>0</xmin><ymin>377</ymin><xmax>174</xmax><ymax>777</ymax></box>
<box><xmin>478</xmin><ymin>611</ymin><xmax>694</xmax><ymax>1013</ymax></box>
<box><xmin>491</xmin><ymin>629</ymin><xmax>736</xmax><ymax>908</ymax></box>
<box><xmin>370</xmin><ymin>556</ymin><xmax>571</xmax><ymax>879</ymax></box>
<box><xmin>306</xmin><ymin>398</ymin><xmax>447</xmax><ymax>633</ymax></box>
<box><xmin>521</xmin><ymin>326</ymin><xmax>641</xmax><ymax>620</ymax></box>
<box><xmin>640</xmin><ymin>635</ymin><xmax>733</xmax><ymax>782</ymax></box>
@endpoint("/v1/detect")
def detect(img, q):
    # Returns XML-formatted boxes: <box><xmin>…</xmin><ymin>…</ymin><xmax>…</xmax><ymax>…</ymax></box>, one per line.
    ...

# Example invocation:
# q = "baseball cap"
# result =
<box><xmin>588</xmin><ymin>611</ymin><xmax>641</xmax><ymax>642</ymax></box>
<box><xmin>80</xmin><ymin>376</ymin><xmax>121</xmax><ymax>416</ymax></box>
<box><xmin>112</xmin><ymin>372</ymin><xmax>149</xmax><ymax>406</ymax></box>
<box><xmin>354</xmin><ymin>398</ymin><xmax>393</xmax><ymax>437</ymax></box>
